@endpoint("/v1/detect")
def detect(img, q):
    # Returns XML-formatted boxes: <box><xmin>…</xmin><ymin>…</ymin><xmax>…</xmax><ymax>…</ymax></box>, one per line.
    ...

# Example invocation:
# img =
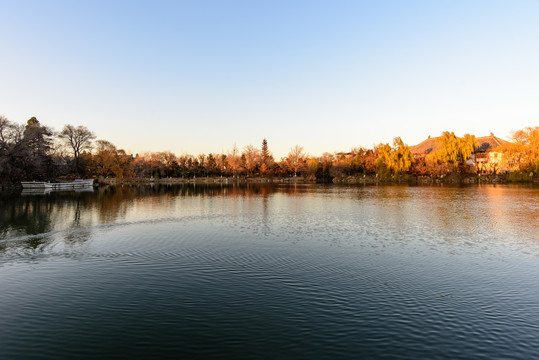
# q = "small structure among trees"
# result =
<box><xmin>409</xmin><ymin>132</ymin><xmax>512</xmax><ymax>175</ymax></box>
<box><xmin>471</xmin><ymin>133</ymin><xmax>510</xmax><ymax>174</ymax></box>
<box><xmin>0</xmin><ymin>114</ymin><xmax>537</xmax><ymax>184</ymax></box>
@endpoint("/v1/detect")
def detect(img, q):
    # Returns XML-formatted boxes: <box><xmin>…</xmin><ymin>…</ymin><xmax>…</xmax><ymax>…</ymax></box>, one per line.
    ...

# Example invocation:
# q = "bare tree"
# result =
<box><xmin>0</xmin><ymin>116</ymin><xmax>25</xmax><ymax>181</ymax></box>
<box><xmin>59</xmin><ymin>124</ymin><xmax>96</xmax><ymax>174</ymax></box>
<box><xmin>242</xmin><ymin>144</ymin><xmax>260</xmax><ymax>176</ymax></box>
<box><xmin>286</xmin><ymin>145</ymin><xmax>306</xmax><ymax>177</ymax></box>
<box><xmin>228</xmin><ymin>143</ymin><xmax>242</xmax><ymax>177</ymax></box>
<box><xmin>0</xmin><ymin>116</ymin><xmax>24</xmax><ymax>152</ymax></box>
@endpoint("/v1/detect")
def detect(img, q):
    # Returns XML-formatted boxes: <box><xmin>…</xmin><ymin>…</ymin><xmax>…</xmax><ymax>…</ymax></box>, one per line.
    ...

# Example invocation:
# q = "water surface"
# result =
<box><xmin>1</xmin><ymin>184</ymin><xmax>538</xmax><ymax>359</ymax></box>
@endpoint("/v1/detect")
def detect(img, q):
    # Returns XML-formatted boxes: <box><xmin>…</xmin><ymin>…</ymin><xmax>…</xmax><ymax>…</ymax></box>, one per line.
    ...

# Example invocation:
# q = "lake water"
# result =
<box><xmin>1</xmin><ymin>184</ymin><xmax>538</xmax><ymax>359</ymax></box>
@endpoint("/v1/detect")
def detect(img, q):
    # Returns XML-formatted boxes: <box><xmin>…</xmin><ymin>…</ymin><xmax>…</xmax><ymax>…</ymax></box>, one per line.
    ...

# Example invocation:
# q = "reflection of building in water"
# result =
<box><xmin>480</xmin><ymin>185</ymin><xmax>538</xmax><ymax>241</ymax></box>
<box><xmin>1</xmin><ymin>184</ymin><xmax>537</xmax><ymax>257</ymax></box>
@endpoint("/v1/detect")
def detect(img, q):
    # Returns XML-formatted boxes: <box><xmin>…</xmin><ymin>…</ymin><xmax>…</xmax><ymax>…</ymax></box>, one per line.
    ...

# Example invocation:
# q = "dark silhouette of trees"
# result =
<box><xmin>207</xmin><ymin>154</ymin><xmax>217</xmax><ymax>176</ymax></box>
<box><xmin>217</xmin><ymin>154</ymin><xmax>228</xmax><ymax>177</ymax></box>
<box><xmin>59</xmin><ymin>125</ymin><xmax>96</xmax><ymax>175</ymax></box>
<box><xmin>9</xmin><ymin>117</ymin><xmax>54</xmax><ymax>180</ymax></box>
<box><xmin>0</xmin><ymin>116</ymin><xmax>25</xmax><ymax>182</ymax></box>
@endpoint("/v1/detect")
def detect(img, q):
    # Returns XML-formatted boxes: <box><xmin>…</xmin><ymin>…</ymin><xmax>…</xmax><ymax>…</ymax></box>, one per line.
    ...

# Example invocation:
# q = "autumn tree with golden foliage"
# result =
<box><xmin>242</xmin><ymin>145</ymin><xmax>260</xmax><ymax>176</ymax></box>
<box><xmin>376</xmin><ymin>137</ymin><xmax>413</xmax><ymax>176</ymax></box>
<box><xmin>502</xmin><ymin>126</ymin><xmax>539</xmax><ymax>173</ymax></box>
<box><xmin>92</xmin><ymin>140</ymin><xmax>134</xmax><ymax>179</ymax></box>
<box><xmin>428</xmin><ymin>132</ymin><xmax>476</xmax><ymax>173</ymax></box>
<box><xmin>2</xmin><ymin>114</ymin><xmax>538</xmax><ymax>183</ymax></box>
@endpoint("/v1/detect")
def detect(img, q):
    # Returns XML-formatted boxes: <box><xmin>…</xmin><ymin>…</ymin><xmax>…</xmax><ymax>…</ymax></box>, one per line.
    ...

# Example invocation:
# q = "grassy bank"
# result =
<box><xmin>332</xmin><ymin>173</ymin><xmax>538</xmax><ymax>185</ymax></box>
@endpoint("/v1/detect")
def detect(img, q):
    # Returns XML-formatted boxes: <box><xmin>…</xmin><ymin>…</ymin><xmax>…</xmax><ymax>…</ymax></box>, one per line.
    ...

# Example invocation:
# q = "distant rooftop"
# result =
<box><xmin>474</xmin><ymin>134</ymin><xmax>510</xmax><ymax>152</ymax></box>
<box><xmin>409</xmin><ymin>136</ymin><xmax>438</xmax><ymax>155</ymax></box>
<box><xmin>409</xmin><ymin>133</ymin><xmax>510</xmax><ymax>155</ymax></box>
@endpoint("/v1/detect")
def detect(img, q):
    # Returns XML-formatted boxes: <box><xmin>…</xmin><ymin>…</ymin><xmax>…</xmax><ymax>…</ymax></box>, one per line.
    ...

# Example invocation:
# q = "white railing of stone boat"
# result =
<box><xmin>21</xmin><ymin>179</ymin><xmax>94</xmax><ymax>189</ymax></box>
<box><xmin>20</xmin><ymin>181</ymin><xmax>53</xmax><ymax>189</ymax></box>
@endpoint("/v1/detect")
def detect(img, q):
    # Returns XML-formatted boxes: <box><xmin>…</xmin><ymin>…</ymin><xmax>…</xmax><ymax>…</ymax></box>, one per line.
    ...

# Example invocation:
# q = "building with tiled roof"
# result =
<box><xmin>409</xmin><ymin>133</ymin><xmax>512</xmax><ymax>174</ymax></box>
<box><xmin>409</xmin><ymin>133</ymin><xmax>509</xmax><ymax>155</ymax></box>
<box><xmin>472</xmin><ymin>133</ymin><xmax>511</xmax><ymax>174</ymax></box>
<box><xmin>474</xmin><ymin>133</ymin><xmax>510</xmax><ymax>152</ymax></box>
<box><xmin>409</xmin><ymin>136</ymin><xmax>439</xmax><ymax>155</ymax></box>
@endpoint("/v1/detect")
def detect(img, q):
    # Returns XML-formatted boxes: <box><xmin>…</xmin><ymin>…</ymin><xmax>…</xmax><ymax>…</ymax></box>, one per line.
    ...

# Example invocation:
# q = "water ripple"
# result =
<box><xmin>1</xmin><ymin>185</ymin><xmax>539</xmax><ymax>359</ymax></box>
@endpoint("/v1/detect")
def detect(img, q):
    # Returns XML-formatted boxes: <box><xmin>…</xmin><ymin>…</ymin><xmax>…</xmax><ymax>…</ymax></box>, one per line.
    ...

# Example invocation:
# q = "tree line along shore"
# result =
<box><xmin>0</xmin><ymin>115</ymin><xmax>537</xmax><ymax>187</ymax></box>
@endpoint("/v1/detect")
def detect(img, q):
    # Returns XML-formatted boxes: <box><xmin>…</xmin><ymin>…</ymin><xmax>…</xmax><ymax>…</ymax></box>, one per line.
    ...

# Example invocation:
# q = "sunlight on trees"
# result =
<box><xmin>428</xmin><ymin>132</ymin><xmax>476</xmax><ymax>173</ymax></box>
<box><xmin>242</xmin><ymin>145</ymin><xmax>260</xmax><ymax>177</ymax></box>
<box><xmin>376</xmin><ymin>137</ymin><xmax>412</xmax><ymax>177</ymax></box>
<box><xmin>1</xmin><ymin>115</ymin><xmax>537</xmax><ymax>184</ymax></box>
<box><xmin>227</xmin><ymin>143</ymin><xmax>242</xmax><ymax>177</ymax></box>
<box><xmin>285</xmin><ymin>145</ymin><xmax>306</xmax><ymax>177</ymax></box>
<box><xmin>260</xmin><ymin>138</ymin><xmax>274</xmax><ymax>176</ymax></box>
<box><xmin>503</xmin><ymin>126</ymin><xmax>539</xmax><ymax>173</ymax></box>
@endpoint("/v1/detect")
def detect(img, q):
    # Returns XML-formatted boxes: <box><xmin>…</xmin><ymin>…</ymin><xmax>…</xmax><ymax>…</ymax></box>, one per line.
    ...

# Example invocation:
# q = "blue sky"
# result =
<box><xmin>1</xmin><ymin>0</ymin><xmax>538</xmax><ymax>158</ymax></box>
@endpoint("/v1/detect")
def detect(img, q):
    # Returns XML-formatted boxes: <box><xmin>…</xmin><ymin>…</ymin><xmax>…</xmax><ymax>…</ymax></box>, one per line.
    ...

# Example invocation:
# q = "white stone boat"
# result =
<box><xmin>21</xmin><ymin>179</ymin><xmax>94</xmax><ymax>190</ymax></box>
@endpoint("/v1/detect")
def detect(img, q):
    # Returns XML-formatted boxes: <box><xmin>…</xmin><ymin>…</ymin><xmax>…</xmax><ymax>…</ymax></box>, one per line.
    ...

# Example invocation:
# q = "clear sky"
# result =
<box><xmin>1</xmin><ymin>0</ymin><xmax>538</xmax><ymax>158</ymax></box>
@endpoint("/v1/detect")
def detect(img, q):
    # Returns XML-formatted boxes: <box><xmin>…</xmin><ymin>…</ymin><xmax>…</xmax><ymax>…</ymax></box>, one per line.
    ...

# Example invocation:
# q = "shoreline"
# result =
<box><xmin>332</xmin><ymin>173</ymin><xmax>539</xmax><ymax>185</ymax></box>
<box><xmin>2</xmin><ymin>173</ymin><xmax>537</xmax><ymax>191</ymax></box>
<box><xmin>100</xmin><ymin>173</ymin><xmax>538</xmax><ymax>186</ymax></box>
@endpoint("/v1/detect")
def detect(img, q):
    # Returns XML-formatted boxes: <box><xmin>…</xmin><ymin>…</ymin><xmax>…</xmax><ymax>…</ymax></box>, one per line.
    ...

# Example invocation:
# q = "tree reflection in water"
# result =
<box><xmin>0</xmin><ymin>184</ymin><xmax>537</xmax><ymax>256</ymax></box>
<box><xmin>0</xmin><ymin>184</ymin><xmax>284</xmax><ymax>249</ymax></box>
